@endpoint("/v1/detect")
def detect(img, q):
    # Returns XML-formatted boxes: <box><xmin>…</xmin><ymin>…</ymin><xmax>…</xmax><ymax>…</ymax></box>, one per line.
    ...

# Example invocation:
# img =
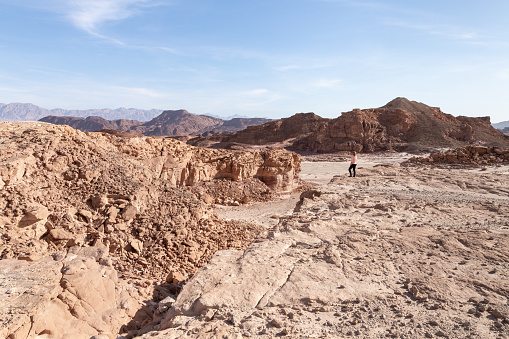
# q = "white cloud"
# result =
<box><xmin>66</xmin><ymin>0</ymin><xmax>151</xmax><ymax>33</ymax></box>
<box><xmin>311</xmin><ymin>78</ymin><xmax>342</xmax><ymax>88</ymax></box>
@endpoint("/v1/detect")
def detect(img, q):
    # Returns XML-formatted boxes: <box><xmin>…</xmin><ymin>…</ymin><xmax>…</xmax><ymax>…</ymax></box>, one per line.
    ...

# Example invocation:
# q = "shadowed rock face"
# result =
<box><xmin>221</xmin><ymin>98</ymin><xmax>509</xmax><ymax>152</ymax></box>
<box><xmin>225</xmin><ymin>113</ymin><xmax>327</xmax><ymax>144</ymax></box>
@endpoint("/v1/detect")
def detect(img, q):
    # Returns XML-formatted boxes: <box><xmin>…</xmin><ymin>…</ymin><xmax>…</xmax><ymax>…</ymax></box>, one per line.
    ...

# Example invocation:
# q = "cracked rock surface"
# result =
<box><xmin>0</xmin><ymin>251</ymin><xmax>140</xmax><ymax>338</ymax></box>
<box><xmin>139</xmin><ymin>164</ymin><xmax>509</xmax><ymax>338</ymax></box>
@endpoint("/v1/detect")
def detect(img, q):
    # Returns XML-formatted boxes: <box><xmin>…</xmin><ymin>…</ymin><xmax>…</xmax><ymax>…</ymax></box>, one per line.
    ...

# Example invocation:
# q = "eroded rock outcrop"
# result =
<box><xmin>0</xmin><ymin>122</ymin><xmax>302</xmax><ymax>337</ymax></box>
<box><xmin>216</xmin><ymin>98</ymin><xmax>509</xmax><ymax>153</ymax></box>
<box><xmin>138</xmin><ymin>165</ymin><xmax>509</xmax><ymax>338</ymax></box>
<box><xmin>0</xmin><ymin>122</ymin><xmax>300</xmax><ymax>310</ymax></box>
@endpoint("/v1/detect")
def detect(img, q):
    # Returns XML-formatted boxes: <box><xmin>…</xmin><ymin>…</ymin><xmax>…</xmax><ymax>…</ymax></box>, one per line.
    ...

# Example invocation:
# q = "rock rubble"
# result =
<box><xmin>0</xmin><ymin>122</ymin><xmax>301</xmax><ymax>338</ymax></box>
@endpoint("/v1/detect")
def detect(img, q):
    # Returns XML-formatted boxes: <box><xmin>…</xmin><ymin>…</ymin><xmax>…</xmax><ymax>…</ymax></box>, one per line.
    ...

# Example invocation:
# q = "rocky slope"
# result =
<box><xmin>136</xmin><ymin>163</ymin><xmax>509</xmax><ymax>338</ymax></box>
<box><xmin>40</xmin><ymin>110</ymin><xmax>272</xmax><ymax>137</ymax></box>
<box><xmin>0</xmin><ymin>122</ymin><xmax>300</xmax><ymax>338</ymax></box>
<box><xmin>38</xmin><ymin>115</ymin><xmax>142</xmax><ymax>133</ymax></box>
<box><xmin>131</xmin><ymin>110</ymin><xmax>224</xmax><ymax>136</ymax></box>
<box><xmin>216</xmin><ymin>98</ymin><xmax>509</xmax><ymax>153</ymax></box>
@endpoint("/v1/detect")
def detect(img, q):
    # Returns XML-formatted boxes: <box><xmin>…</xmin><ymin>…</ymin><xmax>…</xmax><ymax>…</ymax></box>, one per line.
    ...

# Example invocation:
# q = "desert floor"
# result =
<box><xmin>144</xmin><ymin>153</ymin><xmax>509</xmax><ymax>338</ymax></box>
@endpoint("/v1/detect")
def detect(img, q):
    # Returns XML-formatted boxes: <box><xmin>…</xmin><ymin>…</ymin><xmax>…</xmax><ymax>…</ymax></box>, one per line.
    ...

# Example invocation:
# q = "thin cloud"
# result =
<box><xmin>312</xmin><ymin>78</ymin><xmax>342</xmax><ymax>88</ymax></box>
<box><xmin>382</xmin><ymin>19</ymin><xmax>482</xmax><ymax>43</ymax></box>
<box><xmin>66</xmin><ymin>0</ymin><xmax>151</xmax><ymax>34</ymax></box>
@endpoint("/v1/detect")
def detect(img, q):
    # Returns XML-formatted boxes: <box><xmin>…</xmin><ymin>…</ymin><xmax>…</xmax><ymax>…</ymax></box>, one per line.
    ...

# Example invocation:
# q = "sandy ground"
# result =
<box><xmin>215</xmin><ymin>152</ymin><xmax>509</xmax><ymax>229</ymax></box>
<box><xmin>214</xmin><ymin>152</ymin><xmax>417</xmax><ymax>225</ymax></box>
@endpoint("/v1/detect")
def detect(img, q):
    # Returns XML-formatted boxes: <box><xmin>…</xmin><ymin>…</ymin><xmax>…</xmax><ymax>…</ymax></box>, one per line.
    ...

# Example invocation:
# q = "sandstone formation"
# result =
<box><xmin>136</xmin><ymin>165</ymin><xmax>509</xmax><ymax>338</ymax></box>
<box><xmin>1</xmin><ymin>252</ymin><xmax>140</xmax><ymax>338</ymax></box>
<box><xmin>214</xmin><ymin>98</ymin><xmax>509</xmax><ymax>153</ymax></box>
<box><xmin>0</xmin><ymin>121</ymin><xmax>301</xmax><ymax>338</ymax></box>
<box><xmin>40</xmin><ymin>110</ymin><xmax>272</xmax><ymax>137</ymax></box>
<box><xmin>2</xmin><ymin>118</ymin><xmax>509</xmax><ymax>338</ymax></box>
<box><xmin>218</xmin><ymin>113</ymin><xmax>326</xmax><ymax>144</ymax></box>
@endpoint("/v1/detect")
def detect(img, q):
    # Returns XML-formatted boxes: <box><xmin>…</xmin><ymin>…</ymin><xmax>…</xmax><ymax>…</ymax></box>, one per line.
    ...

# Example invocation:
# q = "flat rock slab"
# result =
<box><xmin>0</xmin><ymin>258</ymin><xmax>62</xmax><ymax>338</ymax></box>
<box><xmin>142</xmin><ymin>166</ymin><xmax>509</xmax><ymax>338</ymax></box>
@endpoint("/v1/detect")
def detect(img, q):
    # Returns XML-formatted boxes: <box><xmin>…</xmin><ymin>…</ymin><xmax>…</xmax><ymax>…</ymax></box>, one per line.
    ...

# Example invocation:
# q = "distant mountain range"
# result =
<box><xmin>0</xmin><ymin>103</ymin><xmax>163</xmax><ymax>122</ymax></box>
<box><xmin>40</xmin><ymin>110</ymin><xmax>272</xmax><ymax>137</ymax></box>
<box><xmin>492</xmin><ymin>120</ymin><xmax>509</xmax><ymax>130</ymax></box>
<box><xmin>0</xmin><ymin>103</ymin><xmax>272</xmax><ymax>137</ymax></box>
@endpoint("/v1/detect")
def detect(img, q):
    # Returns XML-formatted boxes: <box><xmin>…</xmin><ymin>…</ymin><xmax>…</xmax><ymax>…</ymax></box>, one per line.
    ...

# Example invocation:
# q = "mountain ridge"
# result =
<box><xmin>0</xmin><ymin>103</ymin><xmax>163</xmax><ymax>122</ymax></box>
<box><xmin>493</xmin><ymin>120</ymin><xmax>509</xmax><ymax>130</ymax></box>
<box><xmin>39</xmin><ymin>109</ymin><xmax>272</xmax><ymax>137</ymax></box>
<box><xmin>207</xmin><ymin>97</ymin><xmax>509</xmax><ymax>152</ymax></box>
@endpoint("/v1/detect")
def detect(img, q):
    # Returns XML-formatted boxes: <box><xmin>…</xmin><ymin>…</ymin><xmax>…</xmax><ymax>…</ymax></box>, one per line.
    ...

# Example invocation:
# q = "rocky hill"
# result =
<box><xmin>138</xmin><ymin>163</ymin><xmax>509</xmax><ymax>338</ymax></box>
<box><xmin>131</xmin><ymin>109</ymin><xmax>224</xmax><ymax>136</ymax></box>
<box><xmin>0</xmin><ymin>103</ymin><xmax>162</xmax><ymax>122</ymax></box>
<box><xmin>0</xmin><ymin>121</ymin><xmax>300</xmax><ymax>338</ymax></box>
<box><xmin>40</xmin><ymin>109</ymin><xmax>272</xmax><ymax>137</ymax></box>
<box><xmin>218</xmin><ymin>98</ymin><xmax>509</xmax><ymax>152</ymax></box>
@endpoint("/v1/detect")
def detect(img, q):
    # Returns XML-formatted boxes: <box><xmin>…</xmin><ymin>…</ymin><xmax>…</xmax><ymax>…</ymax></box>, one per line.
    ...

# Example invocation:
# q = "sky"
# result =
<box><xmin>0</xmin><ymin>0</ymin><xmax>509</xmax><ymax>122</ymax></box>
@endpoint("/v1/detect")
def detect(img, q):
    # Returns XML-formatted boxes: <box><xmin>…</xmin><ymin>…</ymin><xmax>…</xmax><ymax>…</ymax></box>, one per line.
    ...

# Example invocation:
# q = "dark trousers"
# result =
<box><xmin>349</xmin><ymin>164</ymin><xmax>356</xmax><ymax>177</ymax></box>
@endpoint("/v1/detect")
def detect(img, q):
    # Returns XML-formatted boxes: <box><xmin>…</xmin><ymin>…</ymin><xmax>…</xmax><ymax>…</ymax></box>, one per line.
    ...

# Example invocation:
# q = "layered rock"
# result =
<box><xmin>224</xmin><ymin>113</ymin><xmax>326</xmax><ymax>144</ymax></box>
<box><xmin>217</xmin><ymin>98</ymin><xmax>509</xmax><ymax>153</ymax></box>
<box><xmin>137</xmin><ymin>165</ymin><xmax>509</xmax><ymax>338</ymax></box>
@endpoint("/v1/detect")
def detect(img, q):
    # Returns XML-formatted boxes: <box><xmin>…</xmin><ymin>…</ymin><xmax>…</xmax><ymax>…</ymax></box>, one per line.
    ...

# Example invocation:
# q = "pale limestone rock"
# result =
<box><xmin>0</xmin><ymin>155</ymin><xmax>37</xmax><ymax>188</ymax></box>
<box><xmin>130</xmin><ymin>239</ymin><xmax>144</xmax><ymax>254</ymax></box>
<box><xmin>0</xmin><ymin>254</ymin><xmax>140</xmax><ymax>339</ymax></box>
<box><xmin>49</xmin><ymin>228</ymin><xmax>74</xmax><ymax>241</ymax></box>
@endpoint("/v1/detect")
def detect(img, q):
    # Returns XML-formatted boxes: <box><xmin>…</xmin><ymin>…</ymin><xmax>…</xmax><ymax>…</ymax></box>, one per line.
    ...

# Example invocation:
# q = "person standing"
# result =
<box><xmin>349</xmin><ymin>151</ymin><xmax>357</xmax><ymax>177</ymax></box>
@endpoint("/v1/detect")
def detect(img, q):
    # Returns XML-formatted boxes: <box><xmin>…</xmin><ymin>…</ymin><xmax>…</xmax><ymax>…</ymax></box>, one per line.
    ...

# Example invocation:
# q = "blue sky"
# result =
<box><xmin>1</xmin><ymin>0</ymin><xmax>508</xmax><ymax>122</ymax></box>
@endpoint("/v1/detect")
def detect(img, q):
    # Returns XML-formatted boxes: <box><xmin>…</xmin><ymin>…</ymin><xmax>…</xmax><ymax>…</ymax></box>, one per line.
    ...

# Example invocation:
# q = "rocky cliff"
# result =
<box><xmin>221</xmin><ymin>98</ymin><xmax>509</xmax><ymax>152</ymax></box>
